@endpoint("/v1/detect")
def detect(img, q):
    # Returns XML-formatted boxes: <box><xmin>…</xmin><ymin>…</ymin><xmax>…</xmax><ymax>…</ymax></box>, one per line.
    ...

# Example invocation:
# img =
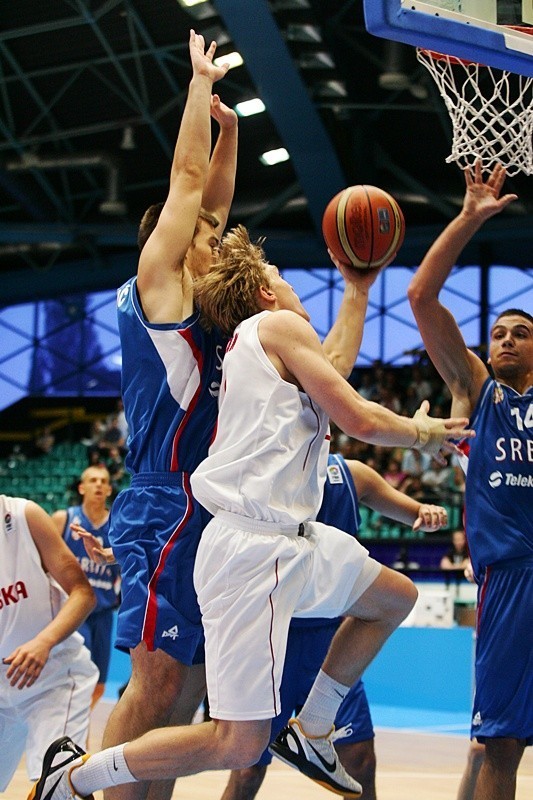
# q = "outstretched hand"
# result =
<box><xmin>71</xmin><ymin>522</ymin><xmax>116</xmax><ymax>566</ymax></box>
<box><xmin>412</xmin><ymin>504</ymin><xmax>448</xmax><ymax>532</ymax></box>
<box><xmin>412</xmin><ymin>400</ymin><xmax>475</xmax><ymax>461</ymax></box>
<box><xmin>328</xmin><ymin>249</ymin><xmax>383</xmax><ymax>291</ymax></box>
<box><xmin>189</xmin><ymin>29</ymin><xmax>229</xmax><ymax>84</ymax></box>
<box><xmin>463</xmin><ymin>160</ymin><xmax>517</xmax><ymax>222</ymax></box>
<box><xmin>210</xmin><ymin>94</ymin><xmax>238</xmax><ymax>130</ymax></box>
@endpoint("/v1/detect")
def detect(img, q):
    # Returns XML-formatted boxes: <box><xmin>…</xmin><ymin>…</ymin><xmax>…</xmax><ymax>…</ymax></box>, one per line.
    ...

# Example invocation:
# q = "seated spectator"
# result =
<box><xmin>401</xmin><ymin>473</ymin><xmax>427</xmax><ymax>502</ymax></box>
<box><xmin>7</xmin><ymin>443</ymin><xmax>27</xmax><ymax>466</ymax></box>
<box><xmin>383</xmin><ymin>456</ymin><xmax>408</xmax><ymax>491</ymax></box>
<box><xmin>107</xmin><ymin>446</ymin><xmax>126</xmax><ymax>496</ymax></box>
<box><xmin>408</xmin><ymin>364</ymin><xmax>433</xmax><ymax>404</ymax></box>
<box><xmin>98</xmin><ymin>415</ymin><xmax>126</xmax><ymax>457</ymax></box>
<box><xmin>33</xmin><ymin>426</ymin><xmax>55</xmax><ymax>456</ymax></box>
<box><xmin>449</xmin><ymin>452</ymin><xmax>466</xmax><ymax>495</ymax></box>
<box><xmin>402</xmin><ymin>384</ymin><xmax>423</xmax><ymax>417</ymax></box>
<box><xmin>440</xmin><ymin>528</ymin><xmax>470</xmax><ymax>571</ymax></box>
<box><xmin>356</xmin><ymin>370</ymin><xmax>378</xmax><ymax>401</ymax></box>
<box><xmin>377</xmin><ymin>385</ymin><xmax>402</xmax><ymax>414</ymax></box>
<box><xmin>82</xmin><ymin>418</ymin><xmax>107</xmax><ymax>464</ymax></box>
<box><xmin>401</xmin><ymin>447</ymin><xmax>431</xmax><ymax>478</ymax></box>
<box><xmin>421</xmin><ymin>455</ymin><xmax>452</xmax><ymax>499</ymax></box>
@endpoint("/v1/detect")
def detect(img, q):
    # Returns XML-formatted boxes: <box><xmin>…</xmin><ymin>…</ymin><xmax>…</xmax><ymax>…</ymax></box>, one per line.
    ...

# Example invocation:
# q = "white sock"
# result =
<box><xmin>70</xmin><ymin>745</ymin><xmax>136</xmax><ymax>796</ymax></box>
<box><xmin>296</xmin><ymin>669</ymin><xmax>350</xmax><ymax>737</ymax></box>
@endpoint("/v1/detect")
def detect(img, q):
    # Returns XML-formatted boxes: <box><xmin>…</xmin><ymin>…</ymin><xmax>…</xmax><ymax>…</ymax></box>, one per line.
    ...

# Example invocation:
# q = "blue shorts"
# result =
<box><xmin>79</xmin><ymin>607</ymin><xmax>114</xmax><ymax>683</ymax></box>
<box><xmin>471</xmin><ymin>560</ymin><xmax>533</xmax><ymax>744</ymax></box>
<box><xmin>109</xmin><ymin>475</ymin><xmax>210</xmax><ymax>666</ymax></box>
<box><xmin>258</xmin><ymin>621</ymin><xmax>374</xmax><ymax>766</ymax></box>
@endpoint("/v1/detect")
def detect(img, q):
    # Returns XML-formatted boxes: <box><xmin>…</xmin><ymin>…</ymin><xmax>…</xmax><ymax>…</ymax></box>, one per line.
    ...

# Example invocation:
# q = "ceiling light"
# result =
<box><xmin>285</xmin><ymin>24</ymin><xmax>322</xmax><ymax>43</ymax></box>
<box><xmin>297</xmin><ymin>51</ymin><xmax>335</xmax><ymax>69</ymax></box>
<box><xmin>234</xmin><ymin>98</ymin><xmax>266</xmax><ymax>117</ymax></box>
<box><xmin>177</xmin><ymin>0</ymin><xmax>208</xmax><ymax>7</ymax></box>
<box><xmin>214</xmin><ymin>51</ymin><xmax>243</xmax><ymax>70</ymax></box>
<box><xmin>259</xmin><ymin>148</ymin><xmax>290</xmax><ymax>166</ymax></box>
<box><xmin>176</xmin><ymin>0</ymin><xmax>216</xmax><ymax>20</ymax></box>
<box><xmin>314</xmin><ymin>80</ymin><xmax>347</xmax><ymax>98</ymax></box>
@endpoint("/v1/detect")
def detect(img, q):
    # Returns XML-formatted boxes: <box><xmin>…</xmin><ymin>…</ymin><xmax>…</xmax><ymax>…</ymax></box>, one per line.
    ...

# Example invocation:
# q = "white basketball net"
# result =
<box><xmin>417</xmin><ymin>47</ymin><xmax>533</xmax><ymax>176</ymax></box>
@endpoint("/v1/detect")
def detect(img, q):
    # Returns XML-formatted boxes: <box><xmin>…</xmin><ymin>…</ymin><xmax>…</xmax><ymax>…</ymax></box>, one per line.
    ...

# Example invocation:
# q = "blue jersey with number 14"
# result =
<box><xmin>465</xmin><ymin>377</ymin><xmax>533</xmax><ymax>574</ymax></box>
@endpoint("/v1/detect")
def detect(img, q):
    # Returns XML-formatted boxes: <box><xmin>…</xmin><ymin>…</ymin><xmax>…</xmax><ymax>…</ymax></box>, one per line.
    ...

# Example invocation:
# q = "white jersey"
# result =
<box><xmin>0</xmin><ymin>495</ymin><xmax>83</xmax><ymax>659</ymax></box>
<box><xmin>191</xmin><ymin>311</ymin><xmax>330</xmax><ymax>525</ymax></box>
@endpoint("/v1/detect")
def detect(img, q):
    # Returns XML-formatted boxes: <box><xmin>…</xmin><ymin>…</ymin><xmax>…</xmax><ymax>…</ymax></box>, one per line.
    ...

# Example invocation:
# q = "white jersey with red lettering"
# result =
<box><xmin>191</xmin><ymin>311</ymin><xmax>330</xmax><ymax>525</ymax></box>
<box><xmin>0</xmin><ymin>495</ymin><xmax>84</xmax><ymax>658</ymax></box>
<box><xmin>0</xmin><ymin>495</ymin><xmax>98</xmax><ymax>788</ymax></box>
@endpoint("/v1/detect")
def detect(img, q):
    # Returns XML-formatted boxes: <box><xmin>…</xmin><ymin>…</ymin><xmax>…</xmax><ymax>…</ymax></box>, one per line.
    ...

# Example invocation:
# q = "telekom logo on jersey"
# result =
<box><xmin>0</xmin><ymin>581</ymin><xmax>28</xmax><ymax>609</ymax></box>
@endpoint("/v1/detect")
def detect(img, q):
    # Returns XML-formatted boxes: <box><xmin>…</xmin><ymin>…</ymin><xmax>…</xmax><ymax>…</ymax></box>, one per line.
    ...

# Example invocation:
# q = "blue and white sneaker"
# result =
<box><xmin>28</xmin><ymin>736</ymin><xmax>92</xmax><ymax>800</ymax></box>
<box><xmin>269</xmin><ymin>718</ymin><xmax>362</xmax><ymax>797</ymax></box>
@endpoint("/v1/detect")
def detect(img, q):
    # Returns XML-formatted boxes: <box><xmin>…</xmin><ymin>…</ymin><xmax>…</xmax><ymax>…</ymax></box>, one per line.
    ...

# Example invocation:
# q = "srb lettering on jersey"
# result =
<box><xmin>208</xmin><ymin>344</ymin><xmax>225</xmax><ymax>399</ymax></box>
<box><xmin>494</xmin><ymin>437</ymin><xmax>533</xmax><ymax>462</ymax></box>
<box><xmin>0</xmin><ymin>581</ymin><xmax>28</xmax><ymax>609</ymax></box>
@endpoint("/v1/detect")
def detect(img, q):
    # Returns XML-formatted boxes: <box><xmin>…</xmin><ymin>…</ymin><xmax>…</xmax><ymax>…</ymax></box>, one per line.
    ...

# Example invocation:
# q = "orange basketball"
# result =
<box><xmin>322</xmin><ymin>185</ymin><xmax>405</xmax><ymax>269</ymax></box>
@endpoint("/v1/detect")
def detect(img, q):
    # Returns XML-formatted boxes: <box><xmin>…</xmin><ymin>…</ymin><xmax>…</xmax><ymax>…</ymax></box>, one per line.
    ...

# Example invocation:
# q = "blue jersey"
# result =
<box><xmin>465</xmin><ymin>378</ymin><xmax>533</xmax><ymax>574</ymax></box>
<box><xmin>290</xmin><ymin>453</ymin><xmax>361</xmax><ymax>629</ymax></box>
<box><xmin>62</xmin><ymin>506</ymin><xmax>120</xmax><ymax>612</ymax></box>
<box><xmin>116</xmin><ymin>277</ymin><xmax>226</xmax><ymax>476</ymax></box>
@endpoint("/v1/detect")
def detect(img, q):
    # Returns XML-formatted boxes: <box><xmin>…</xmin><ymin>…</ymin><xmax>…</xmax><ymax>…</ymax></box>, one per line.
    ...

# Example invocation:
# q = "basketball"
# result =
<box><xmin>322</xmin><ymin>185</ymin><xmax>405</xmax><ymax>269</ymax></box>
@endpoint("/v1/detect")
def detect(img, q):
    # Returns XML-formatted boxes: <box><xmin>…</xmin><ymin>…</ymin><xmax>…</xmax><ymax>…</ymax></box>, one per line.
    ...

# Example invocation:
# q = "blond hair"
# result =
<box><xmin>194</xmin><ymin>225</ymin><xmax>269</xmax><ymax>336</ymax></box>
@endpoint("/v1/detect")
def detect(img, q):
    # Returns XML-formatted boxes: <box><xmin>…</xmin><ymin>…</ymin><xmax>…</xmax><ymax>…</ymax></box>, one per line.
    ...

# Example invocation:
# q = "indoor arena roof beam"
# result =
<box><xmin>213</xmin><ymin>0</ymin><xmax>346</xmax><ymax>234</ymax></box>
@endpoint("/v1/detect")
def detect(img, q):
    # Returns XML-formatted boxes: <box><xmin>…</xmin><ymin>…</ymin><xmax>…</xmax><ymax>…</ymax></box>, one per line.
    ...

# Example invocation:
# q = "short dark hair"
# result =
<box><xmin>493</xmin><ymin>308</ymin><xmax>533</xmax><ymax>327</ymax></box>
<box><xmin>137</xmin><ymin>205</ymin><xmax>220</xmax><ymax>252</ymax></box>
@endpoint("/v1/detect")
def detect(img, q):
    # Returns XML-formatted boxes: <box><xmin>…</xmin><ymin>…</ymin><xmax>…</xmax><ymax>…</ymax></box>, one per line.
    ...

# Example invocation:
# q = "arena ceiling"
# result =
<box><xmin>1</xmin><ymin>0</ymin><xmax>532</xmax><ymax>306</ymax></box>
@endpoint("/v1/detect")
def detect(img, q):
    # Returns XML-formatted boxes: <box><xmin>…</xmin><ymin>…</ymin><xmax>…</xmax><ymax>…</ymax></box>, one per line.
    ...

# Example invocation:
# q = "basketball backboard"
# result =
<box><xmin>363</xmin><ymin>0</ymin><xmax>533</xmax><ymax>76</ymax></box>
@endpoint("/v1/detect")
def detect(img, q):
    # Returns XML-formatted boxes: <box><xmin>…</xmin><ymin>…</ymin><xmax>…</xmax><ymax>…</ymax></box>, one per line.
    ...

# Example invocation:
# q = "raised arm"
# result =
<box><xmin>137</xmin><ymin>31</ymin><xmax>229</xmax><ymax>320</ymax></box>
<box><xmin>260</xmin><ymin>310</ymin><xmax>474</xmax><ymax>455</ymax></box>
<box><xmin>408</xmin><ymin>162</ymin><xmax>517</xmax><ymax>415</ymax></box>
<box><xmin>322</xmin><ymin>255</ymin><xmax>383</xmax><ymax>378</ymax></box>
<box><xmin>2</xmin><ymin>501</ymin><xmax>96</xmax><ymax>689</ymax></box>
<box><xmin>349</xmin><ymin>459</ymin><xmax>448</xmax><ymax>532</ymax></box>
<box><xmin>201</xmin><ymin>94</ymin><xmax>238</xmax><ymax>233</ymax></box>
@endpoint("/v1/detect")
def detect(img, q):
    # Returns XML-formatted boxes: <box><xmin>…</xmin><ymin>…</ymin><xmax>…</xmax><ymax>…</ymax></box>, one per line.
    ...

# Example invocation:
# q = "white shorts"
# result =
<box><xmin>0</xmin><ymin>643</ymin><xmax>98</xmax><ymax>789</ymax></box>
<box><xmin>193</xmin><ymin>510</ymin><xmax>381</xmax><ymax>721</ymax></box>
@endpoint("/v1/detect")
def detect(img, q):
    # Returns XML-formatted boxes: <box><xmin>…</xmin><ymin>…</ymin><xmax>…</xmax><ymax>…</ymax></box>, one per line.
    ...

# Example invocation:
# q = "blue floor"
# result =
<box><xmin>370</xmin><ymin>703</ymin><xmax>471</xmax><ymax>736</ymax></box>
<box><xmin>103</xmin><ymin>684</ymin><xmax>471</xmax><ymax>738</ymax></box>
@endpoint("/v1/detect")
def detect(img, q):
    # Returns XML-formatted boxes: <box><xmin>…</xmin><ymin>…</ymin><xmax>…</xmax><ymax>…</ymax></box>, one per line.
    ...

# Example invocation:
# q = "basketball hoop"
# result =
<box><xmin>417</xmin><ymin>27</ymin><xmax>533</xmax><ymax>176</ymax></box>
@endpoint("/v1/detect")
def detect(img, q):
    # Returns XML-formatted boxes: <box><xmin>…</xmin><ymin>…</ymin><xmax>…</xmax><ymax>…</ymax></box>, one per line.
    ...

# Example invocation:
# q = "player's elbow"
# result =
<box><xmin>172</xmin><ymin>158</ymin><xmax>207</xmax><ymax>191</ymax></box>
<box><xmin>407</xmin><ymin>279</ymin><xmax>432</xmax><ymax>311</ymax></box>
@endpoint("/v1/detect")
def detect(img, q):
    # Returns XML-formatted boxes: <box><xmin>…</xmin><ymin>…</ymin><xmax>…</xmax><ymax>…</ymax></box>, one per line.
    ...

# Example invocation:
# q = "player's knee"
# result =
<box><xmin>372</xmin><ymin>569</ymin><xmax>417</xmax><ymax>626</ymax></box>
<box><xmin>217</xmin><ymin>727</ymin><xmax>269</xmax><ymax>770</ymax></box>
